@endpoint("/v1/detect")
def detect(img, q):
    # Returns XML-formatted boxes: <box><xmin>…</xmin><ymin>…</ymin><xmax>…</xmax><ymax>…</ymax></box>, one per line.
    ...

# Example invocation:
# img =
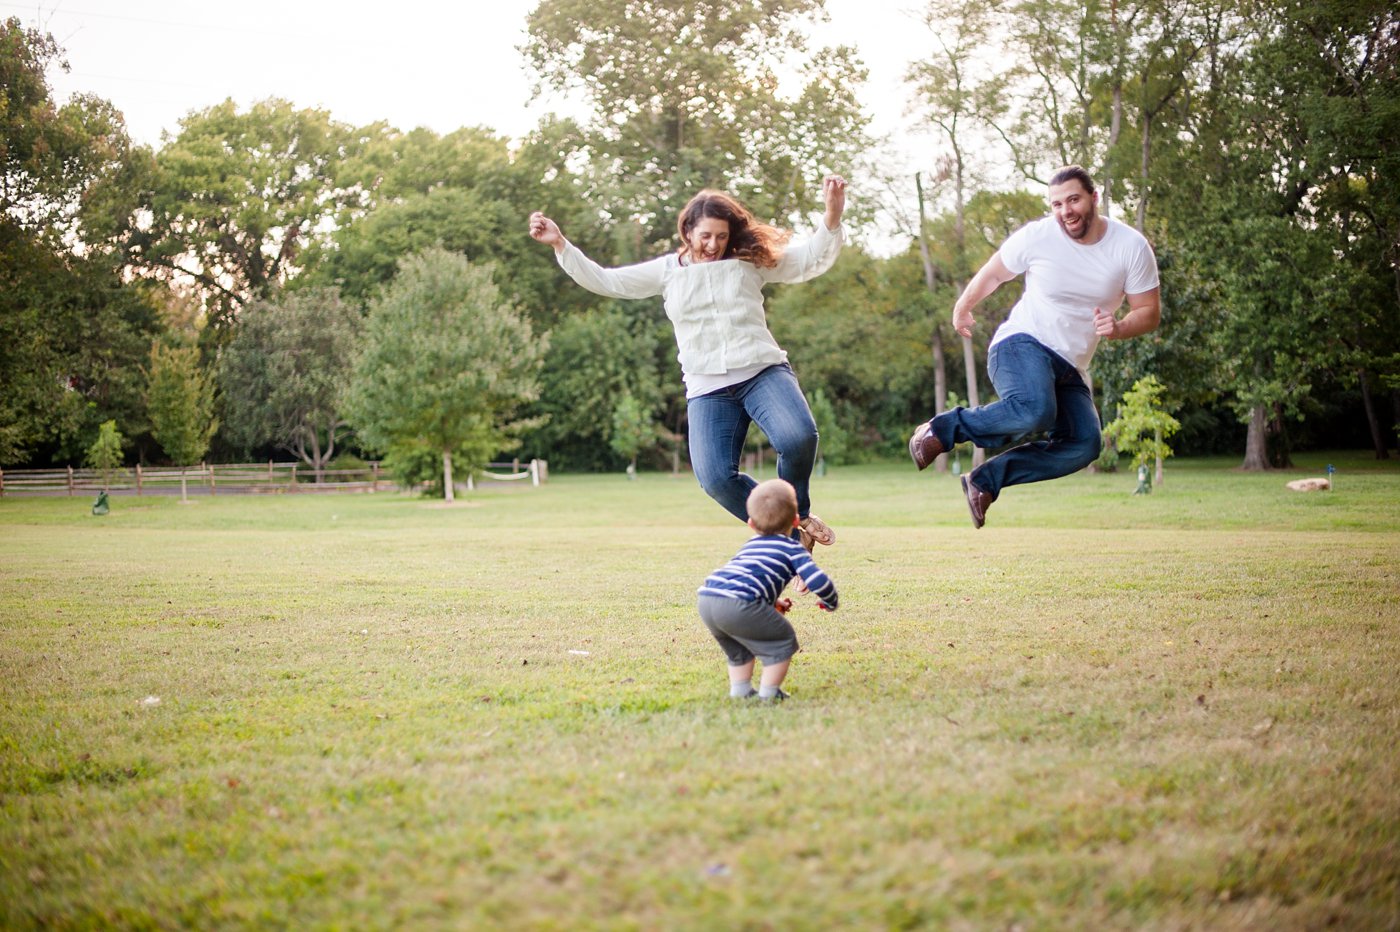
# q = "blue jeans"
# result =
<box><xmin>926</xmin><ymin>334</ymin><xmax>1101</xmax><ymax>498</ymax></box>
<box><xmin>687</xmin><ymin>363</ymin><xmax>819</xmax><ymax>523</ymax></box>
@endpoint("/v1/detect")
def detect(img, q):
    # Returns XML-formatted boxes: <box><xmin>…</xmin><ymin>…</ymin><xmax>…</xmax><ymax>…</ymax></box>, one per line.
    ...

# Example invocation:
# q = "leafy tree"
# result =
<box><xmin>216</xmin><ymin>287</ymin><xmax>361</xmax><ymax>478</ymax></box>
<box><xmin>146</xmin><ymin>342</ymin><xmax>218</xmax><ymax>502</ymax></box>
<box><xmin>523</xmin><ymin>0</ymin><xmax>872</xmax><ymax>250</ymax></box>
<box><xmin>806</xmin><ymin>388</ymin><xmax>849</xmax><ymax>467</ymax></box>
<box><xmin>300</xmin><ymin>125</ymin><xmax>580</xmax><ymax>326</ymax></box>
<box><xmin>346</xmin><ymin>248</ymin><xmax>544</xmax><ymax>502</ymax></box>
<box><xmin>0</xmin><ymin>17</ymin><xmax>135</xmax><ymax>241</ymax></box>
<box><xmin>609</xmin><ymin>393</ymin><xmax>659</xmax><ymax>477</ymax></box>
<box><xmin>0</xmin><ymin>20</ymin><xmax>162</xmax><ymax>466</ymax></box>
<box><xmin>97</xmin><ymin>99</ymin><xmax>368</xmax><ymax>340</ymax></box>
<box><xmin>0</xmin><ymin>231</ymin><xmax>162</xmax><ymax>465</ymax></box>
<box><xmin>85</xmin><ymin>420</ymin><xmax>125</xmax><ymax>489</ymax></box>
<box><xmin>527</xmin><ymin>306</ymin><xmax>666</xmax><ymax>471</ymax></box>
<box><xmin>1103</xmin><ymin>375</ymin><xmax>1180</xmax><ymax>485</ymax></box>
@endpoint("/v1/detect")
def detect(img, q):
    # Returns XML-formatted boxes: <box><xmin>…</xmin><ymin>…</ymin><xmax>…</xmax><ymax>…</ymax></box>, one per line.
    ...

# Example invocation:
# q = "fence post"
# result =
<box><xmin>208</xmin><ymin>462</ymin><xmax>216</xmax><ymax>496</ymax></box>
<box><xmin>136</xmin><ymin>463</ymin><xmax>143</xmax><ymax>496</ymax></box>
<box><xmin>268</xmin><ymin>460</ymin><xmax>274</xmax><ymax>481</ymax></box>
<box><xmin>530</xmin><ymin>459</ymin><xmax>539</xmax><ymax>487</ymax></box>
<box><xmin>371</xmin><ymin>462</ymin><xmax>380</xmax><ymax>492</ymax></box>
<box><xmin>67</xmin><ymin>465</ymin><xmax>75</xmax><ymax>496</ymax></box>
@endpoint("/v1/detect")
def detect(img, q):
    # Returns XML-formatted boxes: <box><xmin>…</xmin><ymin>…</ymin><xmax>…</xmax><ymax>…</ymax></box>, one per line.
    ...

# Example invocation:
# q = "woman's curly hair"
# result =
<box><xmin>676</xmin><ymin>190</ymin><xmax>790</xmax><ymax>269</ymax></box>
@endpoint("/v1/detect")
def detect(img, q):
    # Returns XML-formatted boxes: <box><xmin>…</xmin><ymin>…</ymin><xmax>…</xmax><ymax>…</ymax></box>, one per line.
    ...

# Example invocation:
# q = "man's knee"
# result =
<box><xmin>1004</xmin><ymin>393</ymin><xmax>1057</xmax><ymax>434</ymax></box>
<box><xmin>1067</xmin><ymin>431</ymin><xmax>1102</xmax><ymax>469</ymax></box>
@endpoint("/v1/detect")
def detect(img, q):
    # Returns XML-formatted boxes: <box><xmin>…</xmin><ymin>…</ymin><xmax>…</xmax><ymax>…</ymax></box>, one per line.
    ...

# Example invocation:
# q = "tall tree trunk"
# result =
<box><xmin>1241</xmin><ymin>404</ymin><xmax>1270</xmax><ymax>470</ymax></box>
<box><xmin>962</xmin><ymin>334</ymin><xmax>985</xmax><ymax>467</ymax></box>
<box><xmin>442</xmin><ymin>449</ymin><xmax>455</xmax><ymax>503</ymax></box>
<box><xmin>1104</xmin><ymin>0</ymin><xmax>1123</xmax><ymax>218</ymax></box>
<box><xmin>1135</xmin><ymin>115</ymin><xmax>1151</xmax><ymax>231</ymax></box>
<box><xmin>915</xmin><ymin>171</ymin><xmax>951</xmax><ymax>471</ymax></box>
<box><xmin>1358</xmin><ymin>368</ymin><xmax>1390</xmax><ymax>459</ymax></box>
<box><xmin>950</xmin><ymin>146</ymin><xmax>984</xmax><ymax>467</ymax></box>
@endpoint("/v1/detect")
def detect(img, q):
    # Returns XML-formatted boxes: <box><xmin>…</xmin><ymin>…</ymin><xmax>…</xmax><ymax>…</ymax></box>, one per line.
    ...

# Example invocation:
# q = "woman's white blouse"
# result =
<box><xmin>555</xmin><ymin>223</ymin><xmax>844</xmax><ymax>391</ymax></box>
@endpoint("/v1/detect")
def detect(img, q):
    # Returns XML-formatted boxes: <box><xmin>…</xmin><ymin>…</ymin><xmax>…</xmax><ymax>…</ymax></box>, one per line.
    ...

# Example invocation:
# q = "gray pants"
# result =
<box><xmin>697</xmin><ymin>593</ymin><xmax>799</xmax><ymax>666</ymax></box>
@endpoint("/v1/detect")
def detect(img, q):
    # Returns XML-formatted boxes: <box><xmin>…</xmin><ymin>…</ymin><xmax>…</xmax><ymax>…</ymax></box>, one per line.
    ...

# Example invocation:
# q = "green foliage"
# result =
<box><xmin>144</xmin><ymin>342</ymin><xmax>217</xmax><ymax>467</ymax></box>
<box><xmin>0</xmin><ymin>17</ymin><xmax>134</xmax><ymax>242</ymax></box>
<box><xmin>1103</xmin><ymin>375</ymin><xmax>1180</xmax><ymax>472</ymax></box>
<box><xmin>806</xmin><ymin>388</ymin><xmax>849</xmax><ymax>465</ymax></box>
<box><xmin>609</xmin><ymin>392</ymin><xmax>659</xmax><ymax>470</ymax></box>
<box><xmin>301</xmin><ymin>126</ymin><xmax>578</xmax><ymax>326</ymax></box>
<box><xmin>0</xmin><ymin>229</ymin><xmax>162</xmax><ymax>466</ymax></box>
<box><xmin>216</xmin><ymin>287</ymin><xmax>361</xmax><ymax>474</ymax></box>
<box><xmin>84</xmin><ymin>420</ymin><xmax>124</xmax><ymax>487</ymax></box>
<box><xmin>528</xmin><ymin>306</ymin><xmax>665</xmax><ymax>471</ymax></box>
<box><xmin>524</xmin><ymin>0</ymin><xmax>872</xmax><ymax>249</ymax></box>
<box><xmin>346</xmin><ymin>248</ymin><xmax>545</xmax><ymax>495</ymax></box>
<box><xmin>107</xmin><ymin>99</ymin><xmax>368</xmax><ymax>338</ymax></box>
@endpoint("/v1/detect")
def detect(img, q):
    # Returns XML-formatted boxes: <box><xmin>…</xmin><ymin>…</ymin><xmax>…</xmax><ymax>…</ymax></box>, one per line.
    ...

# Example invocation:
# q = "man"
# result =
<box><xmin>908</xmin><ymin>165</ymin><xmax>1160</xmax><ymax>528</ymax></box>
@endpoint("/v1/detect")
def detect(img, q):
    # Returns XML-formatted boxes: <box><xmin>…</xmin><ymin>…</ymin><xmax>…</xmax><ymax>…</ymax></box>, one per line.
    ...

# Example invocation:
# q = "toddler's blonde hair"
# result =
<box><xmin>746</xmin><ymin>479</ymin><xmax>798</xmax><ymax>536</ymax></box>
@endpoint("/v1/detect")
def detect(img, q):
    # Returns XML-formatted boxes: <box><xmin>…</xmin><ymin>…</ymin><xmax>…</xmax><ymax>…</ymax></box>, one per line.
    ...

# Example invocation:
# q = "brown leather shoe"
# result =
<box><xmin>961</xmin><ymin>475</ymin><xmax>993</xmax><ymax>529</ymax></box>
<box><xmin>908</xmin><ymin>422</ymin><xmax>945</xmax><ymax>470</ymax></box>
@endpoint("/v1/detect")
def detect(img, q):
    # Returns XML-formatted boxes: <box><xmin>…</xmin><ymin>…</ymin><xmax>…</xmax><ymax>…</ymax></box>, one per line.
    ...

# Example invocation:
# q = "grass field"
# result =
<box><xmin>2</xmin><ymin>454</ymin><xmax>1398</xmax><ymax>929</ymax></box>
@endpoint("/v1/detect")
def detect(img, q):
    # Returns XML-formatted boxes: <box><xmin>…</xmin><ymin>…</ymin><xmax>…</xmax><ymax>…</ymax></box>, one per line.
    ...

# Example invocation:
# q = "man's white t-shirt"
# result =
<box><xmin>993</xmin><ymin>215</ymin><xmax>1159</xmax><ymax>380</ymax></box>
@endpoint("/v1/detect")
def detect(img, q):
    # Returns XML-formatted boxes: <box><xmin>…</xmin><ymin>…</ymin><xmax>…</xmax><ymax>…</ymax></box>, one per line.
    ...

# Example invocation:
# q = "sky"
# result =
<box><xmin>10</xmin><ymin>0</ymin><xmax>945</xmax><ymax>253</ymax></box>
<box><xmin>14</xmin><ymin>0</ymin><xmax>937</xmax><ymax>155</ymax></box>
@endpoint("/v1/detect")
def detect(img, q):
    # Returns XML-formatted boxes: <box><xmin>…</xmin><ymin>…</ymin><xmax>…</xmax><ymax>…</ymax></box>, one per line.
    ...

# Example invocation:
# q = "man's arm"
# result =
<box><xmin>1094</xmin><ymin>287</ymin><xmax>1161</xmax><ymax>341</ymax></box>
<box><xmin>953</xmin><ymin>253</ymin><xmax>1017</xmax><ymax>338</ymax></box>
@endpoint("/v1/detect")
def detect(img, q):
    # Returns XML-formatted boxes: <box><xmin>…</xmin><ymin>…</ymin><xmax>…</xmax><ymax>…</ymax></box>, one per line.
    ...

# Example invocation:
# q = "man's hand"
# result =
<box><xmin>1093</xmin><ymin>306</ymin><xmax>1120</xmax><ymax>339</ymax></box>
<box><xmin>953</xmin><ymin>304</ymin><xmax>977</xmax><ymax>339</ymax></box>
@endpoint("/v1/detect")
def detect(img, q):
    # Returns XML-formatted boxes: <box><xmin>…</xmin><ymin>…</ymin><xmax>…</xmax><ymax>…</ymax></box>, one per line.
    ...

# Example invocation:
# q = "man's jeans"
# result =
<box><xmin>687</xmin><ymin>363</ymin><xmax>819</xmax><ymax>522</ymax></box>
<box><xmin>927</xmin><ymin>334</ymin><xmax>1101</xmax><ymax>498</ymax></box>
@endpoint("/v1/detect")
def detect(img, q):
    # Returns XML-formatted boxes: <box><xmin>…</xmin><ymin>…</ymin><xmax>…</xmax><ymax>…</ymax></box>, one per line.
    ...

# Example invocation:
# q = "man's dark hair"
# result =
<box><xmin>1049</xmin><ymin>165</ymin><xmax>1096</xmax><ymax>194</ymax></box>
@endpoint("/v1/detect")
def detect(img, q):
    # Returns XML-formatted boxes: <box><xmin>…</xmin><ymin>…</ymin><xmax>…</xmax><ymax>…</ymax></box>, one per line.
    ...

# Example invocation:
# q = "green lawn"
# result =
<box><xmin>2</xmin><ymin>456</ymin><xmax>1398</xmax><ymax>929</ymax></box>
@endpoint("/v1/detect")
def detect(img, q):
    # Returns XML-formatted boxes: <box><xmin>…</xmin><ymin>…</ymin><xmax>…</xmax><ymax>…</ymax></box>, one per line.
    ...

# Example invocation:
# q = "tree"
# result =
<box><xmin>98</xmin><ymin>99</ymin><xmax>368</xmax><ymax>339</ymax></box>
<box><xmin>0</xmin><ymin>19</ymin><xmax>162</xmax><ymax>467</ymax></box>
<box><xmin>0</xmin><ymin>17</ymin><xmax>135</xmax><ymax>242</ymax></box>
<box><xmin>806</xmin><ymin>388</ymin><xmax>849</xmax><ymax>467</ymax></box>
<box><xmin>609</xmin><ymin>393</ymin><xmax>659</xmax><ymax>477</ymax></box>
<box><xmin>346</xmin><ymin>248</ymin><xmax>545</xmax><ymax>503</ymax></box>
<box><xmin>146</xmin><ymin>342</ymin><xmax>218</xmax><ymax>502</ymax></box>
<box><xmin>216</xmin><ymin>287</ymin><xmax>361</xmax><ymax>479</ymax></box>
<box><xmin>300</xmin><ymin>125</ymin><xmax>580</xmax><ymax>327</ymax></box>
<box><xmin>527</xmin><ymin>307</ymin><xmax>666</xmax><ymax>471</ymax></box>
<box><xmin>523</xmin><ymin>0</ymin><xmax>872</xmax><ymax>251</ymax></box>
<box><xmin>1103</xmin><ymin>375</ymin><xmax>1180</xmax><ymax>486</ymax></box>
<box><xmin>85</xmin><ymin>420</ymin><xmax>125</xmax><ymax>490</ymax></box>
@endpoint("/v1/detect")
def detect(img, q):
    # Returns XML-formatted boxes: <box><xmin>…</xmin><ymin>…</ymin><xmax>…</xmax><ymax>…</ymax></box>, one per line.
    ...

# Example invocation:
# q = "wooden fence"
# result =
<box><xmin>0</xmin><ymin>460</ymin><xmax>548</xmax><ymax>497</ymax></box>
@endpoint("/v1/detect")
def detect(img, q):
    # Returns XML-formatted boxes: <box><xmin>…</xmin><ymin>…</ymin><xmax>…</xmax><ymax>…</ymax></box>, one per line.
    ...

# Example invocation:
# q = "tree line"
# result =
<box><xmin>2</xmin><ymin>0</ymin><xmax>1395</xmax><ymax>488</ymax></box>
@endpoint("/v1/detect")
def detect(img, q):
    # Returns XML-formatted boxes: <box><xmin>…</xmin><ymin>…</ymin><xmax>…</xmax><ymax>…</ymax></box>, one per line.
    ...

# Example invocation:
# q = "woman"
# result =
<box><xmin>528</xmin><ymin>175</ymin><xmax>847</xmax><ymax>549</ymax></box>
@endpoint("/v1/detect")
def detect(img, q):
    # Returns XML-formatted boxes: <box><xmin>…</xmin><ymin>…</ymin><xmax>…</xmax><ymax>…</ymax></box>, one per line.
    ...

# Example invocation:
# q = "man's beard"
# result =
<box><xmin>1059</xmin><ymin>201</ymin><xmax>1098</xmax><ymax>240</ymax></box>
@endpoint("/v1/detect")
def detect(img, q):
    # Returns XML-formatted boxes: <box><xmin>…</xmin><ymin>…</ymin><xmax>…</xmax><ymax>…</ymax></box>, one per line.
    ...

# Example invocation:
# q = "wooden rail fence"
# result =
<box><xmin>0</xmin><ymin>460</ymin><xmax>548</xmax><ymax>497</ymax></box>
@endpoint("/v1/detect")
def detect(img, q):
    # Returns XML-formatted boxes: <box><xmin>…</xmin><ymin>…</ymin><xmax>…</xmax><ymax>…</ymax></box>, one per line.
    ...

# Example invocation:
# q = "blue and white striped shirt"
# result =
<box><xmin>698</xmin><ymin>535</ymin><xmax>839</xmax><ymax>610</ymax></box>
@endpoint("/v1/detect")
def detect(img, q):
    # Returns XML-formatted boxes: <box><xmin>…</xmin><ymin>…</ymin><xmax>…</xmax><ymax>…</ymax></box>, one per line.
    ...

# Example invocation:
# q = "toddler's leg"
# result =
<box><xmin>729</xmin><ymin>660</ymin><xmax>755</xmax><ymax>698</ymax></box>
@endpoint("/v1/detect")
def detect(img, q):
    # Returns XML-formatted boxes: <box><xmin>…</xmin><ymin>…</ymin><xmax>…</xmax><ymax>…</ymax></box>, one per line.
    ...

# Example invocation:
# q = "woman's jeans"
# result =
<box><xmin>687</xmin><ymin>363</ymin><xmax>819</xmax><ymax>523</ymax></box>
<box><xmin>928</xmin><ymin>334</ymin><xmax>1101</xmax><ymax>498</ymax></box>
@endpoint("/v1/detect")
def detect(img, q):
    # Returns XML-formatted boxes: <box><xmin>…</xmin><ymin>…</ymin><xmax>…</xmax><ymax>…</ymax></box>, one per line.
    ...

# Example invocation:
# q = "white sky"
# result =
<box><xmin>10</xmin><ymin>0</ymin><xmax>948</xmax><ymax>251</ymax></box>
<box><xmin>14</xmin><ymin>0</ymin><xmax>935</xmax><ymax>151</ymax></box>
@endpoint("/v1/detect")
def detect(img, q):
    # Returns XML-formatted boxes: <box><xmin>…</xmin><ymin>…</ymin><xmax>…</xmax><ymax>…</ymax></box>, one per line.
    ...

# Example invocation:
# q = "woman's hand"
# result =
<box><xmin>529</xmin><ymin>211</ymin><xmax>565</xmax><ymax>251</ymax></box>
<box><xmin>822</xmin><ymin>174</ymin><xmax>847</xmax><ymax>231</ymax></box>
